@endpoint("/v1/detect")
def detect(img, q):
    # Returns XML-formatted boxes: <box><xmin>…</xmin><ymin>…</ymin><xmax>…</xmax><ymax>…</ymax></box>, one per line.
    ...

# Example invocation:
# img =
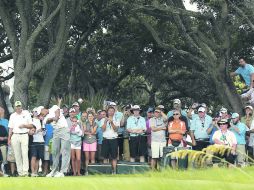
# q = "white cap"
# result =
<box><xmin>231</xmin><ymin>113</ymin><xmax>240</xmax><ymax>119</ymax></box>
<box><xmin>158</xmin><ymin>105</ymin><xmax>165</xmax><ymax>109</ymax></box>
<box><xmin>198</xmin><ymin>107</ymin><xmax>206</xmax><ymax>113</ymax></box>
<box><xmin>36</xmin><ymin>106</ymin><xmax>44</xmax><ymax>115</ymax></box>
<box><xmin>131</xmin><ymin>105</ymin><xmax>141</xmax><ymax>110</ymax></box>
<box><xmin>220</xmin><ymin>107</ymin><xmax>228</xmax><ymax>113</ymax></box>
<box><xmin>245</xmin><ymin>105</ymin><xmax>253</xmax><ymax>110</ymax></box>
<box><xmin>72</xmin><ymin>102</ymin><xmax>79</xmax><ymax>107</ymax></box>
<box><xmin>69</xmin><ymin>108</ymin><xmax>76</xmax><ymax>113</ymax></box>
<box><xmin>173</xmin><ymin>99</ymin><xmax>181</xmax><ymax>104</ymax></box>
<box><xmin>109</xmin><ymin>102</ymin><xmax>117</xmax><ymax>106</ymax></box>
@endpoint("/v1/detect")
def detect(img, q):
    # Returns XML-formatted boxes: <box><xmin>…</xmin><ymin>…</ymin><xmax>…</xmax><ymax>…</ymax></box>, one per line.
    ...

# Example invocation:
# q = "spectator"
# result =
<box><xmin>101</xmin><ymin>107</ymin><xmax>120</xmax><ymax>174</ymax></box>
<box><xmin>212</xmin><ymin>119</ymin><xmax>237</xmax><ymax>165</ymax></box>
<box><xmin>0</xmin><ymin>106</ymin><xmax>8</xmax><ymax>176</ymax></box>
<box><xmin>72</xmin><ymin>102</ymin><xmax>82</xmax><ymax>120</ymax></box>
<box><xmin>230</xmin><ymin>58</ymin><xmax>254</xmax><ymax>88</ymax></box>
<box><xmin>229</xmin><ymin>113</ymin><xmax>247</xmax><ymax>166</ymax></box>
<box><xmin>83</xmin><ymin>112</ymin><xmax>97</xmax><ymax>175</ymax></box>
<box><xmin>96</xmin><ymin>110</ymin><xmax>106</xmax><ymax>163</ymax></box>
<box><xmin>122</xmin><ymin>105</ymin><xmax>132</xmax><ymax>161</ymax></box>
<box><xmin>190</xmin><ymin>107</ymin><xmax>213</xmax><ymax>150</ymax></box>
<box><xmin>207</xmin><ymin>113</ymin><xmax>220</xmax><ymax>144</ymax></box>
<box><xmin>39</xmin><ymin>105</ymin><xmax>70</xmax><ymax>177</ymax></box>
<box><xmin>8</xmin><ymin>101</ymin><xmax>33</xmax><ymax>177</ymax></box>
<box><xmin>0</xmin><ymin>124</ymin><xmax>8</xmax><ymax>175</ymax></box>
<box><xmin>150</xmin><ymin>107</ymin><xmax>167</xmax><ymax>170</ymax></box>
<box><xmin>30</xmin><ymin>108</ymin><xmax>45</xmax><ymax>177</ymax></box>
<box><xmin>127</xmin><ymin>105</ymin><xmax>147</xmax><ymax>163</ymax></box>
<box><xmin>167</xmin><ymin>99</ymin><xmax>188</xmax><ymax>118</ymax></box>
<box><xmin>168</xmin><ymin>110</ymin><xmax>187</xmax><ymax>169</ymax></box>
<box><xmin>146</xmin><ymin>107</ymin><xmax>154</xmax><ymax>162</ymax></box>
<box><xmin>70</xmin><ymin>116</ymin><xmax>83</xmax><ymax>176</ymax></box>
<box><xmin>109</xmin><ymin>102</ymin><xmax>124</xmax><ymax>161</ymax></box>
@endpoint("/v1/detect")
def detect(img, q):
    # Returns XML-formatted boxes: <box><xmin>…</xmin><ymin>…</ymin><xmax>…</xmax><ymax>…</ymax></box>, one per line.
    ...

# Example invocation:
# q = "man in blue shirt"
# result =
<box><xmin>231</xmin><ymin>58</ymin><xmax>254</xmax><ymax>88</ymax></box>
<box><xmin>230</xmin><ymin>113</ymin><xmax>246</xmax><ymax>166</ymax></box>
<box><xmin>190</xmin><ymin>107</ymin><xmax>213</xmax><ymax>150</ymax></box>
<box><xmin>127</xmin><ymin>105</ymin><xmax>146</xmax><ymax>163</ymax></box>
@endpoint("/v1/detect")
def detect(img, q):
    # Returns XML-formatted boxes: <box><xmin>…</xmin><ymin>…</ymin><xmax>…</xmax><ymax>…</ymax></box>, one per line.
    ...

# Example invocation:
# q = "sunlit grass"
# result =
<box><xmin>1</xmin><ymin>167</ymin><xmax>254</xmax><ymax>190</ymax></box>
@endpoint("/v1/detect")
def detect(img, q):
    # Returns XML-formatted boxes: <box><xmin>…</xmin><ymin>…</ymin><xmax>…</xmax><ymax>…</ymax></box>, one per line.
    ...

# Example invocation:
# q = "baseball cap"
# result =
<box><xmin>36</xmin><ymin>106</ymin><xmax>44</xmax><ymax>115</ymax></box>
<box><xmin>220</xmin><ymin>107</ymin><xmax>228</xmax><ymax>113</ymax></box>
<box><xmin>147</xmin><ymin>107</ymin><xmax>154</xmax><ymax>113</ymax></box>
<box><xmin>231</xmin><ymin>113</ymin><xmax>240</xmax><ymax>119</ymax></box>
<box><xmin>72</xmin><ymin>102</ymin><xmax>79</xmax><ymax>107</ymax></box>
<box><xmin>198</xmin><ymin>107</ymin><xmax>206</xmax><ymax>113</ymax></box>
<box><xmin>14</xmin><ymin>101</ymin><xmax>22</xmax><ymax>107</ymax></box>
<box><xmin>173</xmin><ymin>99</ymin><xmax>181</xmax><ymax>104</ymax></box>
<box><xmin>158</xmin><ymin>105</ymin><xmax>165</xmax><ymax>109</ymax></box>
<box><xmin>69</xmin><ymin>108</ymin><xmax>76</xmax><ymax>113</ymax></box>
<box><xmin>109</xmin><ymin>102</ymin><xmax>117</xmax><ymax>106</ymax></box>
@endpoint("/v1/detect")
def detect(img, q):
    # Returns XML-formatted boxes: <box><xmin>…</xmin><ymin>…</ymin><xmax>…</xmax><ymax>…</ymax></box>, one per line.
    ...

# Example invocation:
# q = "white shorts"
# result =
<box><xmin>44</xmin><ymin>145</ymin><xmax>50</xmax><ymax>161</ymax></box>
<box><xmin>71</xmin><ymin>143</ymin><xmax>81</xmax><ymax>150</ymax></box>
<box><xmin>151</xmin><ymin>141</ymin><xmax>166</xmax><ymax>159</ymax></box>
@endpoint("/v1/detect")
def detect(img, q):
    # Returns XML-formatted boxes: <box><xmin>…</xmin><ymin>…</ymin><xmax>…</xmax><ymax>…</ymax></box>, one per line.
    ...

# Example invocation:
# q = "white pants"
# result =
<box><xmin>11</xmin><ymin>134</ymin><xmax>29</xmax><ymax>176</ymax></box>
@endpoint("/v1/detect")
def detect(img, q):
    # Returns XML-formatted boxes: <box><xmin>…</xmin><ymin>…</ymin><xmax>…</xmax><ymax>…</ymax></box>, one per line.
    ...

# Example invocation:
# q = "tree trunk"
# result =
<box><xmin>36</xmin><ymin>54</ymin><xmax>64</xmax><ymax>107</ymax></box>
<box><xmin>13</xmin><ymin>74</ymin><xmax>29</xmax><ymax>109</ymax></box>
<box><xmin>211</xmin><ymin>66</ymin><xmax>243</xmax><ymax>114</ymax></box>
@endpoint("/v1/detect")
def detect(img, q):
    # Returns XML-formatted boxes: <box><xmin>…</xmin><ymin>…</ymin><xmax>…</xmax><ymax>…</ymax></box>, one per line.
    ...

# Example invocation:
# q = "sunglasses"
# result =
<box><xmin>173</xmin><ymin>113</ymin><xmax>180</xmax><ymax>116</ymax></box>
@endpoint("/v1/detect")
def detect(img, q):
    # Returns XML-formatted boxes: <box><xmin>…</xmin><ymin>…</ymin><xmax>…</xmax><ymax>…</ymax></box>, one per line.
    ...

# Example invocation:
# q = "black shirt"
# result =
<box><xmin>0</xmin><ymin>125</ymin><xmax>8</xmax><ymax>146</ymax></box>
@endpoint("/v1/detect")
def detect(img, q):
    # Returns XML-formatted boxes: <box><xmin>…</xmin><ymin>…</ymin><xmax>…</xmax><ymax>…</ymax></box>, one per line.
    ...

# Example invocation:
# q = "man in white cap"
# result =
<box><xmin>127</xmin><ymin>105</ymin><xmax>146</xmax><ymax>162</ymax></box>
<box><xmin>72</xmin><ymin>102</ymin><xmax>81</xmax><ymax>120</ymax></box>
<box><xmin>109</xmin><ymin>102</ymin><xmax>125</xmax><ymax>160</ymax></box>
<box><xmin>8</xmin><ymin>101</ymin><xmax>33</xmax><ymax>176</ymax></box>
<box><xmin>190</xmin><ymin>107</ymin><xmax>213</xmax><ymax>150</ymax></box>
<box><xmin>39</xmin><ymin>105</ymin><xmax>70</xmax><ymax>177</ymax></box>
<box><xmin>230</xmin><ymin>113</ymin><xmax>247</xmax><ymax>166</ymax></box>
<box><xmin>167</xmin><ymin>99</ymin><xmax>187</xmax><ymax>118</ymax></box>
<box><xmin>241</xmin><ymin>105</ymin><xmax>254</xmax><ymax>129</ymax></box>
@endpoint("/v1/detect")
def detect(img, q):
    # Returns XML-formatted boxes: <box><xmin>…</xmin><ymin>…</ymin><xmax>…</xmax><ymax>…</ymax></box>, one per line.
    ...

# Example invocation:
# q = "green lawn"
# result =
<box><xmin>1</xmin><ymin>167</ymin><xmax>254</xmax><ymax>190</ymax></box>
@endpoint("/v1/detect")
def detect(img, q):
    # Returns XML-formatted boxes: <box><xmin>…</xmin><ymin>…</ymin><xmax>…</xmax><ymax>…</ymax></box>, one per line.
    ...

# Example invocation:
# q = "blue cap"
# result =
<box><xmin>147</xmin><ymin>107</ymin><xmax>154</xmax><ymax>113</ymax></box>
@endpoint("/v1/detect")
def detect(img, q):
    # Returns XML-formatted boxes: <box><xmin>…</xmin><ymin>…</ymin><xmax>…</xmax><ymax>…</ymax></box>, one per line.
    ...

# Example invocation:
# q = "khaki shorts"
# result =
<box><xmin>151</xmin><ymin>141</ymin><xmax>166</xmax><ymax>159</ymax></box>
<box><xmin>7</xmin><ymin>146</ymin><xmax>15</xmax><ymax>163</ymax></box>
<box><xmin>44</xmin><ymin>145</ymin><xmax>50</xmax><ymax>161</ymax></box>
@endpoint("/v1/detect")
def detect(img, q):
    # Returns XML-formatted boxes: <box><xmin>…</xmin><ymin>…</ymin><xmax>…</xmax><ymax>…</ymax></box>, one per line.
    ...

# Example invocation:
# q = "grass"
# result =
<box><xmin>1</xmin><ymin>167</ymin><xmax>254</xmax><ymax>190</ymax></box>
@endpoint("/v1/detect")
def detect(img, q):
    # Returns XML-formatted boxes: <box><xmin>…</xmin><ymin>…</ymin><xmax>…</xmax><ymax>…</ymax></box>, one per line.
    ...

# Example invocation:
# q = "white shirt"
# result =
<box><xmin>212</xmin><ymin>129</ymin><xmax>237</xmax><ymax>147</ymax></box>
<box><xmin>32</xmin><ymin>118</ymin><xmax>44</xmax><ymax>143</ymax></box>
<box><xmin>43</xmin><ymin>105</ymin><xmax>68</xmax><ymax>129</ymax></box>
<box><xmin>102</xmin><ymin>118</ymin><xmax>120</xmax><ymax>139</ymax></box>
<box><xmin>8</xmin><ymin>110</ymin><xmax>33</xmax><ymax>133</ymax></box>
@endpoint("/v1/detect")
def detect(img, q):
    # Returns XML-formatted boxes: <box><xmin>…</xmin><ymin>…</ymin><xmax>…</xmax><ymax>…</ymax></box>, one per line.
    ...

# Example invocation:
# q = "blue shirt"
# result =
<box><xmin>96</xmin><ymin>119</ymin><xmax>104</xmax><ymax>144</ymax></box>
<box><xmin>0</xmin><ymin>118</ymin><xmax>9</xmax><ymax>133</ymax></box>
<box><xmin>167</xmin><ymin>110</ymin><xmax>187</xmax><ymax>118</ymax></box>
<box><xmin>126</xmin><ymin>116</ymin><xmax>146</xmax><ymax>136</ymax></box>
<box><xmin>230</xmin><ymin>122</ymin><xmax>246</xmax><ymax>145</ymax></box>
<box><xmin>44</xmin><ymin>124</ymin><xmax>54</xmax><ymax>146</ymax></box>
<box><xmin>114</xmin><ymin>111</ymin><xmax>124</xmax><ymax>134</ymax></box>
<box><xmin>235</xmin><ymin>64</ymin><xmax>254</xmax><ymax>86</ymax></box>
<box><xmin>190</xmin><ymin>115</ymin><xmax>213</xmax><ymax>139</ymax></box>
